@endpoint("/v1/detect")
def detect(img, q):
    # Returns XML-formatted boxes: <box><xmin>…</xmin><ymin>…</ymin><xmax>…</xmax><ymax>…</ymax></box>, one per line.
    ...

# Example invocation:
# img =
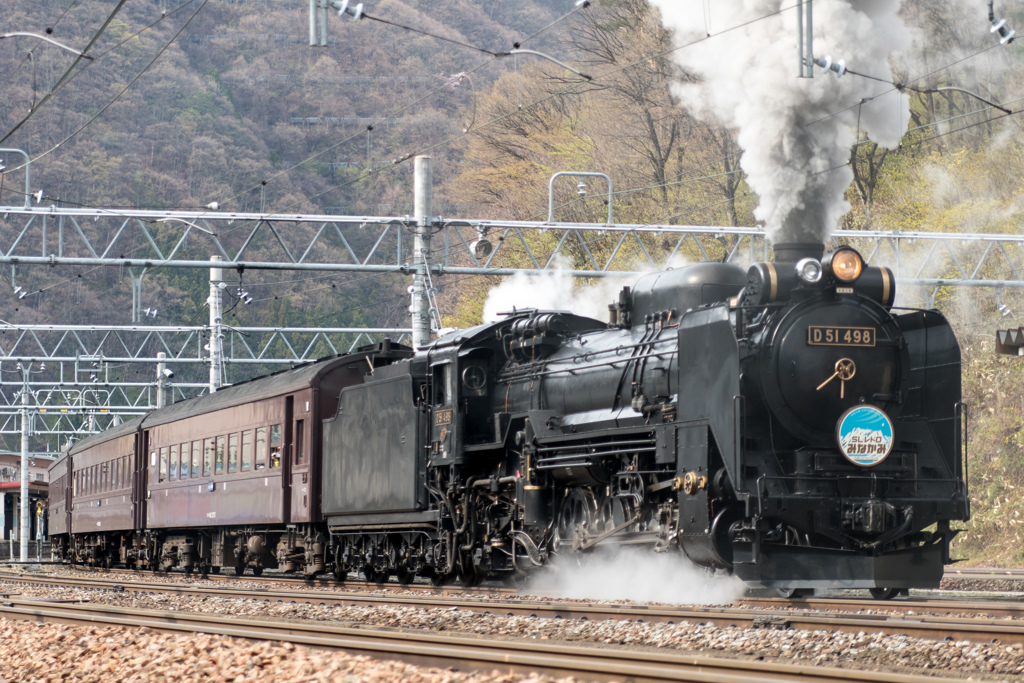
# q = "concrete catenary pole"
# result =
<box><xmin>20</xmin><ymin>365</ymin><xmax>30</xmax><ymax>562</ymax></box>
<box><xmin>412</xmin><ymin>155</ymin><xmax>433</xmax><ymax>350</ymax></box>
<box><xmin>209</xmin><ymin>256</ymin><xmax>225</xmax><ymax>393</ymax></box>
<box><xmin>156</xmin><ymin>351</ymin><xmax>168</xmax><ymax>409</ymax></box>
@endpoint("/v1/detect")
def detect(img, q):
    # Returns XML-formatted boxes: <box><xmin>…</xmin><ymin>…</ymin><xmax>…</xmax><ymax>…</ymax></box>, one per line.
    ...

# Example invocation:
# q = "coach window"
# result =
<box><xmin>203</xmin><ymin>438</ymin><xmax>215</xmax><ymax>477</ymax></box>
<box><xmin>270</xmin><ymin>424</ymin><xmax>282</xmax><ymax>468</ymax></box>
<box><xmin>241</xmin><ymin>430</ymin><xmax>253</xmax><ymax>472</ymax></box>
<box><xmin>255</xmin><ymin>427</ymin><xmax>268</xmax><ymax>469</ymax></box>
<box><xmin>228</xmin><ymin>433</ymin><xmax>239</xmax><ymax>473</ymax></box>
<box><xmin>191</xmin><ymin>441</ymin><xmax>202</xmax><ymax>478</ymax></box>
<box><xmin>159</xmin><ymin>447</ymin><xmax>168</xmax><ymax>483</ymax></box>
<box><xmin>215</xmin><ymin>435</ymin><xmax>226</xmax><ymax>475</ymax></box>
<box><xmin>113</xmin><ymin>459</ymin><xmax>120</xmax><ymax>489</ymax></box>
<box><xmin>169</xmin><ymin>444</ymin><xmax>179</xmax><ymax>481</ymax></box>
<box><xmin>295</xmin><ymin>420</ymin><xmax>305</xmax><ymax>465</ymax></box>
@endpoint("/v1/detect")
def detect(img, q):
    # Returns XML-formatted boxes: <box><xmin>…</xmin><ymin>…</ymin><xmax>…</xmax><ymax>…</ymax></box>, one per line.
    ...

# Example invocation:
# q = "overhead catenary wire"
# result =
<box><xmin>210</xmin><ymin>1</ymin><xmax>594</xmax><ymax>212</ymax></box>
<box><xmin>7</xmin><ymin>0</ymin><xmax>211</xmax><ymax>171</ymax></box>
<box><xmin>805</xmin><ymin>43</ymin><xmax>1004</xmax><ymax>128</ymax></box>
<box><xmin>0</xmin><ymin>0</ymin><xmax>132</xmax><ymax>145</ymax></box>
<box><xmin>4</xmin><ymin>0</ymin><xmax>1015</xmax><ymax>309</ymax></box>
<box><xmin>0</xmin><ymin>0</ymin><xmax>84</xmax><ymax>104</ymax></box>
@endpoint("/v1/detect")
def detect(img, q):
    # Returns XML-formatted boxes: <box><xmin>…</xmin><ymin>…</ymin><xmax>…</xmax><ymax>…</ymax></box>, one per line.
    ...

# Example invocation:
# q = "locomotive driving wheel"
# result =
<box><xmin>598</xmin><ymin>496</ymin><xmax>638</xmax><ymax>535</ymax></box>
<box><xmin>556</xmin><ymin>488</ymin><xmax>598</xmax><ymax>548</ymax></box>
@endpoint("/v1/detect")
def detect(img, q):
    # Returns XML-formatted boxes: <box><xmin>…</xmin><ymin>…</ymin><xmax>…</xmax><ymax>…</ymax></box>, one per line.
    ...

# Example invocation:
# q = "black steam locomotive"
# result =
<box><xmin>51</xmin><ymin>243</ymin><xmax>968</xmax><ymax>598</ymax></box>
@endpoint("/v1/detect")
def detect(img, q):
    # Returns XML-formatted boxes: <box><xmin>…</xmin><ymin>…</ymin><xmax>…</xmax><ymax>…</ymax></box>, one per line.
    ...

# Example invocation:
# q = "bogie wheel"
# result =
<box><xmin>776</xmin><ymin>587</ymin><xmax>813</xmax><ymax>599</ymax></box>
<box><xmin>251</xmin><ymin>566</ymin><xmax>264</xmax><ymax>577</ymax></box>
<box><xmin>429</xmin><ymin>571</ymin><xmax>448</xmax><ymax>587</ymax></box>
<box><xmin>869</xmin><ymin>587</ymin><xmax>899</xmax><ymax>600</ymax></box>
<box><xmin>210</xmin><ymin>566</ymin><xmax>221</xmax><ymax>575</ymax></box>
<box><xmin>396</xmin><ymin>568</ymin><xmax>415</xmax><ymax>586</ymax></box>
<box><xmin>362</xmin><ymin>566</ymin><xmax>377</xmax><ymax>583</ymax></box>
<box><xmin>333</xmin><ymin>569</ymin><xmax>348</xmax><ymax>583</ymax></box>
<box><xmin>233</xmin><ymin>565</ymin><xmax>246</xmax><ymax>577</ymax></box>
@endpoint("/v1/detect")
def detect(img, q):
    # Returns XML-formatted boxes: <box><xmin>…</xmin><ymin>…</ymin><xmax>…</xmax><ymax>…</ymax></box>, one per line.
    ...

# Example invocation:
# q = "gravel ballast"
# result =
<box><xmin>3</xmin><ymin>580</ymin><xmax>1024</xmax><ymax>681</ymax></box>
<box><xmin>0</xmin><ymin>619</ymin><xmax>568</xmax><ymax>683</ymax></box>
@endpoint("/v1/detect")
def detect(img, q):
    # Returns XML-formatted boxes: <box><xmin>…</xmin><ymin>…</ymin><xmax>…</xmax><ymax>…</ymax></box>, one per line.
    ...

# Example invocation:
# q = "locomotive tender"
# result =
<box><xmin>50</xmin><ymin>242</ymin><xmax>969</xmax><ymax>597</ymax></box>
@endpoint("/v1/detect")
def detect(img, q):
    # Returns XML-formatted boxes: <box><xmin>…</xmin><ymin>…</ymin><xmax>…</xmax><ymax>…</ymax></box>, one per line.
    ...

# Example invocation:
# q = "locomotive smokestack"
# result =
<box><xmin>771</xmin><ymin>242</ymin><xmax>825</xmax><ymax>263</ymax></box>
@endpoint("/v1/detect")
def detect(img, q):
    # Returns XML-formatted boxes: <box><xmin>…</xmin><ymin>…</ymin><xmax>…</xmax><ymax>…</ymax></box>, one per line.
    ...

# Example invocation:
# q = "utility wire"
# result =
<box><xmin>11</xmin><ymin>0</ymin><xmax>210</xmax><ymax>170</ymax></box>
<box><xmin>805</xmin><ymin>43</ymin><xmax>1003</xmax><ymax>127</ymax></box>
<box><xmin>0</xmin><ymin>0</ymin><xmax>82</xmax><ymax>96</ymax></box>
<box><xmin>212</xmin><ymin>2</ymin><xmax>593</xmax><ymax>212</ymax></box>
<box><xmin>0</xmin><ymin>0</ymin><xmax>132</xmax><ymax>145</ymax></box>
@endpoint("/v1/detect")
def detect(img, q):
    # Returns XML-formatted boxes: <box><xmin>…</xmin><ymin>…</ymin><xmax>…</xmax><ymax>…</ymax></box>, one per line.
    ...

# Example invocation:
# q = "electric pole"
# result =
<box><xmin>412</xmin><ymin>156</ymin><xmax>433</xmax><ymax>350</ymax></box>
<box><xmin>209</xmin><ymin>256</ymin><xmax>225</xmax><ymax>392</ymax></box>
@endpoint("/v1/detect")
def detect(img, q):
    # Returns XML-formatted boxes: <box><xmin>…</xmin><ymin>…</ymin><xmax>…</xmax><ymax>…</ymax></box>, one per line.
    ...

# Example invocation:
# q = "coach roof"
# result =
<box><xmin>142</xmin><ymin>354</ymin><xmax>357</xmax><ymax>429</ymax></box>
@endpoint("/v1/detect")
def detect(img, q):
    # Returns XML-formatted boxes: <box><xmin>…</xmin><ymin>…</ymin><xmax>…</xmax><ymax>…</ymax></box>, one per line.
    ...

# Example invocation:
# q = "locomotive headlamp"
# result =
<box><xmin>795</xmin><ymin>257</ymin><xmax>823</xmax><ymax>284</ymax></box>
<box><xmin>827</xmin><ymin>248</ymin><xmax>864</xmax><ymax>282</ymax></box>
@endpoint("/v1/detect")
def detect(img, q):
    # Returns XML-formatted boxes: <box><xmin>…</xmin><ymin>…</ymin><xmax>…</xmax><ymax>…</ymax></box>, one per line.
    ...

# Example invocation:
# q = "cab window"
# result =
<box><xmin>432</xmin><ymin>364</ymin><xmax>451</xmax><ymax>405</ymax></box>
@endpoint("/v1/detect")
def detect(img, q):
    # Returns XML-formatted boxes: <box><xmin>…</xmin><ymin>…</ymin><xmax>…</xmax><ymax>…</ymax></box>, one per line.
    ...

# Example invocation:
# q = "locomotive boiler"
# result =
<box><xmin>51</xmin><ymin>242</ymin><xmax>969</xmax><ymax>597</ymax></box>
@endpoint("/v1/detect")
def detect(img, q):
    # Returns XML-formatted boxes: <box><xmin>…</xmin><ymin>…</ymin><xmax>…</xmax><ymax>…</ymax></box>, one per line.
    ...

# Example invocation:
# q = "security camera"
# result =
<box><xmin>161</xmin><ymin>368</ymin><xmax>174</xmax><ymax>379</ymax></box>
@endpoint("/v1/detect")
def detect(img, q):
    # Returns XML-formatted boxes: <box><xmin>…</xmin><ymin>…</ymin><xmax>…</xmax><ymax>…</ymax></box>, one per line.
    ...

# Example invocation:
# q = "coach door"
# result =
<box><xmin>287</xmin><ymin>394</ymin><xmax>311</xmax><ymax>523</ymax></box>
<box><xmin>133</xmin><ymin>431</ymin><xmax>147</xmax><ymax>529</ymax></box>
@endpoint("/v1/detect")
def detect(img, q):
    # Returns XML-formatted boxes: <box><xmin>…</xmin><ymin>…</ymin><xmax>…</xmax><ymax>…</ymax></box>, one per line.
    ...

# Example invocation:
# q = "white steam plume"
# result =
<box><xmin>526</xmin><ymin>547</ymin><xmax>745</xmax><ymax>605</ymax></box>
<box><xmin>482</xmin><ymin>255</ymin><xmax>694</xmax><ymax>322</ymax></box>
<box><xmin>482</xmin><ymin>270</ymin><xmax>627</xmax><ymax>323</ymax></box>
<box><xmin>650</xmin><ymin>1</ymin><xmax>911</xmax><ymax>244</ymax></box>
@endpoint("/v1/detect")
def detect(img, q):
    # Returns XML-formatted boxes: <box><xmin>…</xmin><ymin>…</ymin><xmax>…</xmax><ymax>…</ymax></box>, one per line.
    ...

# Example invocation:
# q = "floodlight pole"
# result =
<box><xmin>412</xmin><ymin>156</ymin><xmax>433</xmax><ymax>350</ymax></box>
<box><xmin>156</xmin><ymin>352</ymin><xmax>168</xmax><ymax>409</ymax></box>
<box><xmin>19</xmin><ymin>364</ymin><xmax>30</xmax><ymax>562</ymax></box>
<box><xmin>209</xmin><ymin>256</ymin><xmax>225</xmax><ymax>392</ymax></box>
<box><xmin>797</xmin><ymin>0</ymin><xmax>813</xmax><ymax>77</ymax></box>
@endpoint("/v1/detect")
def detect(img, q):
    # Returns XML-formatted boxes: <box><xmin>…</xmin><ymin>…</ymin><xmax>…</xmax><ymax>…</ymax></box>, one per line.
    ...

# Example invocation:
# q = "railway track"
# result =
<box><xmin>4</xmin><ymin>570</ymin><xmax>1024</xmax><ymax>647</ymax></box>
<box><xmin>0</xmin><ymin>597</ymin><xmax>976</xmax><ymax>683</ymax></box>
<box><xmin>945</xmin><ymin>567</ymin><xmax>1024</xmax><ymax>580</ymax></box>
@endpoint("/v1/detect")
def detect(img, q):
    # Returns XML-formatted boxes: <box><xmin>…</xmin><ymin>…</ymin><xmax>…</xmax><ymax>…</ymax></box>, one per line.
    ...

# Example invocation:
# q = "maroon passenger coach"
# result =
<box><xmin>49</xmin><ymin>342</ymin><xmax>410</xmax><ymax>575</ymax></box>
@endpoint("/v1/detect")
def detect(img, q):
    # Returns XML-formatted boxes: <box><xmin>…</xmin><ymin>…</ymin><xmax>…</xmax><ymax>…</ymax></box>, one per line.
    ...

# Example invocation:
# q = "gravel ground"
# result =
<box><xmin>940</xmin><ymin>577</ymin><xmax>1024</xmax><ymax>594</ymax></box>
<box><xmin>3</xmin><ymin>581</ymin><xmax>1024</xmax><ymax>680</ymax></box>
<box><xmin>0</xmin><ymin>620</ymin><xmax>570</xmax><ymax>683</ymax></box>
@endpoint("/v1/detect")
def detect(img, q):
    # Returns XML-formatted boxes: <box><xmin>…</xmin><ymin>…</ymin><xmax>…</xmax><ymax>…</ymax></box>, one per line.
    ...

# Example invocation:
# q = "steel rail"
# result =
<box><xmin>5</xmin><ymin>572</ymin><xmax>1024</xmax><ymax>646</ymax></box>
<box><xmin>945</xmin><ymin>567</ymin><xmax>1024</xmax><ymax>579</ymax></box>
<box><xmin>0</xmin><ymin>597</ymin><xmax>973</xmax><ymax>683</ymax></box>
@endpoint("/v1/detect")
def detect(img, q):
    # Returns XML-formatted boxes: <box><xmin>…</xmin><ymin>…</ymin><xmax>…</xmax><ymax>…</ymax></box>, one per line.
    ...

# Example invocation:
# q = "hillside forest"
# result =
<box><xmin>1</xmin><ymin>0</ymin><xmax>1024</xmax><ymax>564</ymax></box>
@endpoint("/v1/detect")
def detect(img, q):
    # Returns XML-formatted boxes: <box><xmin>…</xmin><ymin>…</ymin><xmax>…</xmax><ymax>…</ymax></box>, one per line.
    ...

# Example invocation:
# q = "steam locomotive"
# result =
<box><xmin>50</xmin><ymin>242</ymin><xmax>969</xmax><ymax>598</ymax></box>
